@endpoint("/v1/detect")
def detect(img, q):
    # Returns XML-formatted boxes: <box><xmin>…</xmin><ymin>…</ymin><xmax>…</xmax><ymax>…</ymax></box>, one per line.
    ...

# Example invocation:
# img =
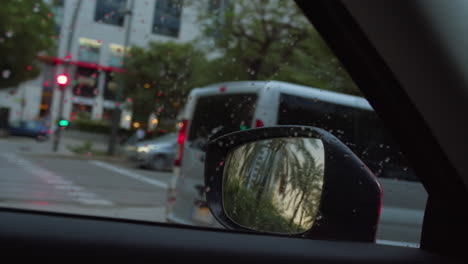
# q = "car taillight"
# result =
<box><xmin>174</xmin><ymin>120</ymin><xmax>188</xmax><ymax>167</ymax></box>
<box><xmin>255</xmin><ymin>119</ymin><xmax>264</xmax><ymax>128</ymax></box>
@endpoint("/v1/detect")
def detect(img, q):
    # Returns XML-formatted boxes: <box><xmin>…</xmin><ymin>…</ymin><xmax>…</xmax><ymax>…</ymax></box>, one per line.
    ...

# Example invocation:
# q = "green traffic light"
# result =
<box><xmin>58</xmin><ymin>119</ymin><xmax>69</xmax><ymax>127</ymax></box>
<box><xmin>240</xmin><ymin>124</ymin><xmax>248</xmax><ymax>130</ymax></box>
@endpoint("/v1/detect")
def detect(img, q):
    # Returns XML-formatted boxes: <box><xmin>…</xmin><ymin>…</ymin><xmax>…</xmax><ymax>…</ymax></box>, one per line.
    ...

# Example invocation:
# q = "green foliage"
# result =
<box><xmin>224</xmin><ymin>175</ymin><xmax>304</xmax><ymax>234</ymax></box>
<box><xmin>71</xmin><ymin>119</ymin><xmax>131</xmax><ymax>136</ymax></box>
<box><xmin>120</xmin><ymin>42</ymin><xmax>209</xmax><ymax>124</ymax></box>
<box><xmin>0</xmin><ymin>1</ymin><xmax>55</xmax><ymax>89</ymax></box>
<box><xmin>222</xmin><ymin>137</ymin><xmax>324</xmax><ymax>233</ymax></box>
<box><xmin>67</xmin><ymin>140</ymin><xmax>93</xmax><ymax>154</ymax></box>
<box><xmin>196</xmin><ymin>0</ymin><xmax>360</xmax><ymax>95</ymax></box>
<box><xmin>67</xmin><ymin>141</ymin><xmax>108</xmax><ymax>156</ymax></box>
<box><xmin>122</xmin><ymin>0</ymin><xmax>361</xmax><ymax>124</ymax></box>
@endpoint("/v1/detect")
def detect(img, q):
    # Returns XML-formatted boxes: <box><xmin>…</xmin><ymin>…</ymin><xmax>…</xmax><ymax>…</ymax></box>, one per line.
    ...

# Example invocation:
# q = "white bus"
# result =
<box><xmin>166</xmin><ymin>80</ymin><xmax>419</xmax><ymax>227</ymax></box>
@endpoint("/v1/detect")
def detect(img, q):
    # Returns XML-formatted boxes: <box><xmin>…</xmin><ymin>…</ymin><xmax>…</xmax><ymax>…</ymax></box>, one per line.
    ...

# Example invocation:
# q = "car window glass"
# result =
<box><xmin>188</xmin><ymin>94</ymin><xmax>258</xmax><ymax>148</ymax></box>
<box><xmin>9</xmin><ymin>120</ymin><xmax>22</xmax><ymax>128</ymax></box>
<box><xmin>0</xmin><ymin>0</ymin><xmax>426</xmax><ymax>248</ymax></box>
<box><xmin>24</xmin><ymin>121</ymin><xmax>39</xmax><ymax>130</ymax></box>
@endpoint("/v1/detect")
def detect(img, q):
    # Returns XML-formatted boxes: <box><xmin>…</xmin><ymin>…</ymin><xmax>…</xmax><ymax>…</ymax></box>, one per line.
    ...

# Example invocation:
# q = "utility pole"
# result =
<box><xmin>52</xmin><ymin>0</ymin><xmax>82</xmax><ymax>152</ymax></box>
<box><xmin>20</xmin><ymin>83</ymin><xmax>26</xmax><ymax>121</ymax></box>
<box><xmin>107</xmin><ymin>0</ymin><xmax>134</xmax><ymax>156</ymax></box>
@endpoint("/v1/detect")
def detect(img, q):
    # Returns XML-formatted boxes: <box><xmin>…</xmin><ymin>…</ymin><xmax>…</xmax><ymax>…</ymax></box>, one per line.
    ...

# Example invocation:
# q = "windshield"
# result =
<box><xmin>0</xmin><ymin>0</ymin><xmax>426</xmax><ymax>249</ymax></box>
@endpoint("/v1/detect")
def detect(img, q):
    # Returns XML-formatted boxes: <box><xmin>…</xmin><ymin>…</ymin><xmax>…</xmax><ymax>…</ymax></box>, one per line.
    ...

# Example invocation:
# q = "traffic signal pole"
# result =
<box><xmin>52</xmin><ymin>0</ymin><xmax>82</xmax><ymax>152</ymax></box>
<box><xmin>52</xmin><ymin>81</ymin><xmax>66</xmax><ymax>152</ymax></box>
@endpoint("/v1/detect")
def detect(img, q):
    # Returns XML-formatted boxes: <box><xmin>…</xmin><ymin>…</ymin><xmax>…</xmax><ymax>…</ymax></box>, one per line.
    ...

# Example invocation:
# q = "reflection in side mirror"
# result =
<box><xmin>223</xmin><ymin>138</ymin><xmax>325</xmax><ymax>234</ymax></box>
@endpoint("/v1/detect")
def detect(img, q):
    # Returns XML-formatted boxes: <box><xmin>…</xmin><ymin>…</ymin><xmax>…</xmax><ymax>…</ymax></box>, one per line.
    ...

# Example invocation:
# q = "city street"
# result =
<box><xmin>0</xmin><ymin>136</ymin><xmax>172</xmax><ymax>222</ymax></box>
<box><xmin>0</xmin><ymin>136</ymin><xmax>427</xmax><ymax>247</ymax></box>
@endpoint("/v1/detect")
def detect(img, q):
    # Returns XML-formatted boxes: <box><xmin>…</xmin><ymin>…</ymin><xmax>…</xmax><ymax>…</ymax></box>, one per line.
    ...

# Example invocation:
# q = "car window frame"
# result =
<box><xmin>0</xmin><ymin>0</ymin><xmax>465</xmax><ymax>261</ymax></box>
<box><xmin>295</xmin><ymin>0</ymin><xmax>468</xmax><ymax>258</ymax></box>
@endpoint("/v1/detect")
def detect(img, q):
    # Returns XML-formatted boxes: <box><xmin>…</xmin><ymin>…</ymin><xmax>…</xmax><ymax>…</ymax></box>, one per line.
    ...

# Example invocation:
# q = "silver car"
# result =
<box><xmin>126</xmin><ymin>133</ymin><xmax>178</xmax><ymax>171</ymax></box>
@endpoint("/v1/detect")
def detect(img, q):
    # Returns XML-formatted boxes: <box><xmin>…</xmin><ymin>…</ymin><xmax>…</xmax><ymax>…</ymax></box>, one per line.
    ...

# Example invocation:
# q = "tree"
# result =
<box><xmin>0</xmin><ymin>1</ymin><xmax>55</xmax><ymax>89</ymax></box>
<box><xmin>120</xmin><ymin>41</ymin><xmax>209</xmax><ymax>125</ymax></box>
<box><xmin>195</xmin><ymin>0</ymin><xmax>360</xmax><ymax>95</ymax></box>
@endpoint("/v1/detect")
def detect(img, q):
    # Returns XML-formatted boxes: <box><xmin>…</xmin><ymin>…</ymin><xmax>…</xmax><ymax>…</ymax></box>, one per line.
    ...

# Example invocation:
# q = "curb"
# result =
<box><xmin>22</xmin><ymin>152</ymin><xmax>127</xmax><ymax>163</ymax></box>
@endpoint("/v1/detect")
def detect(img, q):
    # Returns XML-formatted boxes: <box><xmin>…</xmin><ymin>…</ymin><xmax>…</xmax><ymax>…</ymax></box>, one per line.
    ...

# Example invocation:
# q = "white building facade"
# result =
<box><xmin>0</xmin><ymin>0</ymin><xmax>219</xmax><ymax>130</ymax></box>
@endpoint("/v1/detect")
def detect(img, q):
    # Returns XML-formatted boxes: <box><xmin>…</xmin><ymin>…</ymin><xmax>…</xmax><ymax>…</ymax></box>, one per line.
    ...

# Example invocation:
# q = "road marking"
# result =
<box><xmin>376</xmin><ymin>239</ymin><xmax>419</xmax><ymax>248</ymax></box>
<box><xmin>0</xmin><ymin>153</ymin><xmax>113</xmax><ymax>206</ymax></box>
<box><xmin>90</xmin><ymin>161</ymin><xmax>168</xmax><ymax>189</ymax></box>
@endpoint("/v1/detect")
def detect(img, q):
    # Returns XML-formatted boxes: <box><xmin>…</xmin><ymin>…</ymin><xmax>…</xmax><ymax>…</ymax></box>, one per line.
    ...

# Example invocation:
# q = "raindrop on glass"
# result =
<box><xmin>2</xmin><ymin>70</ymin><xmax>11</xmax><ymax>79</ymax></box>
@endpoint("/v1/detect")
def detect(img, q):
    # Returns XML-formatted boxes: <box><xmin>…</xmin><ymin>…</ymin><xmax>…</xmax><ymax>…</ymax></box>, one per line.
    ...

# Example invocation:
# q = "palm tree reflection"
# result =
<box><xmin>223</xmin><ymin>137</ymin><xmax>325</xmax><ymax>234</ymax></box>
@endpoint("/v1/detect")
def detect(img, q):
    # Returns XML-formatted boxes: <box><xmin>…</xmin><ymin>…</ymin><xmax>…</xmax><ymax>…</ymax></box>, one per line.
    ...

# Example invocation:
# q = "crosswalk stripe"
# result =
<box><xmin>0</xmin><ymin>153</ymin><xmax>114</xmax><ymax>206</ymax></box>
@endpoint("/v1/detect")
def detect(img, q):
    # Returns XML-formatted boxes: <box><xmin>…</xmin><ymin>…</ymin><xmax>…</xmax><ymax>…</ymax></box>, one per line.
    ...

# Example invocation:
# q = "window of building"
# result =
<box><xmin>73</xmin><ymin>67</ymin><xmax>99</xmax><ymax>98</ymax></box>
<box><xmin>78</xmin><ymin>38</ymin><xmax>102</xmax><ymax>64</ymax></box>
<box><xmin>51</xmin><ymin>0</ymin><xmax>64</xmax><ymax>34</ymax></box>
<box><xmin>153</xmin><ymin>0</ymin><xmax>184</xmax><ymax>38</ymax></box>
<box><xmin>108</xmin><ymin>44</ymin><xmax>128</xmax><ymax>68</ymax></box>
<box><xmin>208</xmin><ymin>0</ymin><xmax>229</xmax><ymax>11</ymax></box>
<box><xmin>206</xmin><ymin>0</ymin><xmax>230</xmax><ymax>38</ymax></box>
<box><xmin>94</xmin><ymin>0</ymin><xmax>127</xmax><ymax>27</ymax></box>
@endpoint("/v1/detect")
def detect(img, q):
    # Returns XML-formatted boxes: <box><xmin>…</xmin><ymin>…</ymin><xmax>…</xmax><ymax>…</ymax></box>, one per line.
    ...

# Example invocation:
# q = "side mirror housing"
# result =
<box><xmin>204</xmin><ymin>126</ymin><xmax>382</xmax><ymax>242</ymax></box>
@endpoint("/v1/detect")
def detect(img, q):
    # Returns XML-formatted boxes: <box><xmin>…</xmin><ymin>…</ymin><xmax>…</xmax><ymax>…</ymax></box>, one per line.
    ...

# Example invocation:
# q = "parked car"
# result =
<box><xmin>125</xmin><ymin>133</ymin><xmax>177</xmax><ymax>171</ymax></box>
<box><xmin>8</xmin><ymin>120</ymin><xmax>50</xmax><ymax>141</ymax></box>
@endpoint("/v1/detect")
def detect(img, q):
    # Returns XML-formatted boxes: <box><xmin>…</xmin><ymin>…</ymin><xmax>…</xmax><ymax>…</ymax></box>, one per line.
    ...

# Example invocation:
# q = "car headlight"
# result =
<box><xmin>137</xmin><ymin>145</ymin><xmax>160</xmax><ymax>153</ymax></box>
<box><xmin>137</xmin><ymin>146</ymin><xmax>149</xmax><ymax>153</ymax></box>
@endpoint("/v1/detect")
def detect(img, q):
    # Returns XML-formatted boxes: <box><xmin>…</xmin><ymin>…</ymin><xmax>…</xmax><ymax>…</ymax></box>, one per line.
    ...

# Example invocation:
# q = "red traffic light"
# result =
<box><xmin>56</xmin><ymin>74</ymin><xmax>69</xmax><ymax>86</ymax></box>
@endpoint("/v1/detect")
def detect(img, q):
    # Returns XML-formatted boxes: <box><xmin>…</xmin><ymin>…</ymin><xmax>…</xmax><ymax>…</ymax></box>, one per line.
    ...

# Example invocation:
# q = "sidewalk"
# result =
<box><xmin>0</xmin><ymin>132</ymin><xmax>127</xmax><ymax>163</ymax></box>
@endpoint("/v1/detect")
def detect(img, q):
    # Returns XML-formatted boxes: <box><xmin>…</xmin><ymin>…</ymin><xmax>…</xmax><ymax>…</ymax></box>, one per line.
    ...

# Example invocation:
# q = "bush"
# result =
<box><xmin>67</xmin><ymin>141</ymin><xmax>107</xmax><ymax>156</ymax></box>
<box><xmin>70</xmin><ymin>119</ymin><xmax>132</xmax><ymax>136</ymax></box>
<box><xmin>67</xmin><ymin>141</ymin><xmax>93</xmax><ymax>154</ymax></box>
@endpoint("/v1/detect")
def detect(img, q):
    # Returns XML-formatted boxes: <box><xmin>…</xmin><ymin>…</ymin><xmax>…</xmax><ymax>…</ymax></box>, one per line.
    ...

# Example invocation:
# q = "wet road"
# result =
<box><xmin>0</xmin><ymin>137</ymin><xmax>427</xmax><ymax>247</ymax></box>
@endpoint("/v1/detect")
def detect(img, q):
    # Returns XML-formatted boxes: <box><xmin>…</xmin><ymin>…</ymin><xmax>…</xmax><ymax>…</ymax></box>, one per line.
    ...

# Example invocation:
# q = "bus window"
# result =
<box><xmin>277</xmin><ymin>93</ymin><xmax>418</xmax><ymax>182</ymax></box>
<box><xmin>188</xmin><ymin>94</ymin><xmax>258</xmax><ymax>149</ymax></box>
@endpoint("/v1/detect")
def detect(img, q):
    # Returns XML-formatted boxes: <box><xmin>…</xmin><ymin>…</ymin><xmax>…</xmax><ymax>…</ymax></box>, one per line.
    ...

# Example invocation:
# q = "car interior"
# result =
<box><xmin>1</xmin><ymin>0</ymin><xmax>467</xmax><ymax>262</ymax></box>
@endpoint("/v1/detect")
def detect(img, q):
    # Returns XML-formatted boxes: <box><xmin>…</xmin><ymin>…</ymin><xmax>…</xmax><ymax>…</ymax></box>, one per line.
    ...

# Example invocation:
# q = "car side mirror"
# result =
<box><xmin>204</xmin><ymin>126</ymin><xmax>382</xmax><ymax>242</ymax></box>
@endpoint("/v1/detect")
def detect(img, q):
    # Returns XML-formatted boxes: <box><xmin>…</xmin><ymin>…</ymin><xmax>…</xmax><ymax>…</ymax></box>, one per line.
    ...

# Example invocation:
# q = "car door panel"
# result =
<box><xmin>0</xmin><ymin>209</ymin><xmax>457</xmax><ymax>263</ymax></box>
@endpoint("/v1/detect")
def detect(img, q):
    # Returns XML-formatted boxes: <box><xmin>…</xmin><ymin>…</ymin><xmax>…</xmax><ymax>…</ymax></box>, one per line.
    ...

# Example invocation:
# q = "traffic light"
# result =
<box><xmin>58</xmin><ymin>119</ymin><xmax>69</xmax><ymax>127</ymax></box>
<box><xmin>56</xmin><ymin>74</ymin><xmax>69</xmax><ymax>86</ymax></box>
